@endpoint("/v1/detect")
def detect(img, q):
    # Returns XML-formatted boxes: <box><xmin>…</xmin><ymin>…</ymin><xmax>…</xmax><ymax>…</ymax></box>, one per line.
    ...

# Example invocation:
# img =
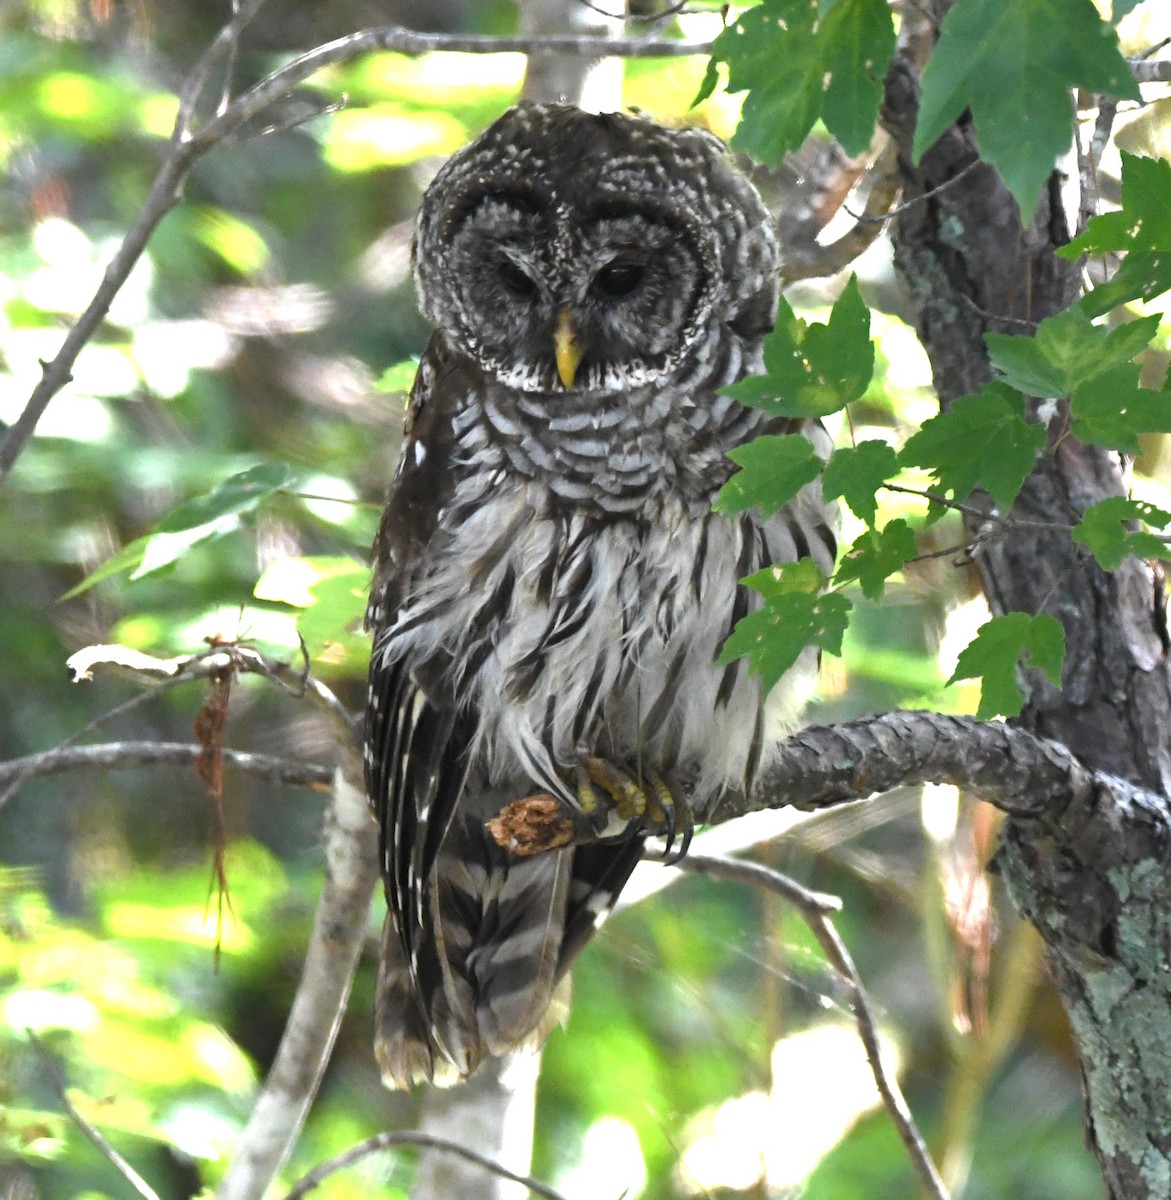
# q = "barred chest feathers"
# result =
<box><xmin>371</xmin><ymin>364</ymin><xmax>835</xmax><ymax>821</ymax></box>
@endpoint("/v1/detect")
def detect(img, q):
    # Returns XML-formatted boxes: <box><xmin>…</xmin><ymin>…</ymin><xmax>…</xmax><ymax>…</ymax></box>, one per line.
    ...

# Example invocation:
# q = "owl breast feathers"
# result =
<box><xmin>364</xmin><ymin>103</ymin><xmax>837</xmax><ymax>1088</ymax></box>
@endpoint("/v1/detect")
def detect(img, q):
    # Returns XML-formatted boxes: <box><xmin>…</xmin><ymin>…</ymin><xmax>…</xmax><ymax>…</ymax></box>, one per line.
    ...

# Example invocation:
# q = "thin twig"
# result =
<box><xmin>677</xmin><ymin>852</ymin><xmax>842</xmax><ymax>914</ymax></box>
<box><xmin>843</xmin><ymin>157</ymin><xmax>978</xmax><ymax>225</ymax></box>
<box><xmin>882</xmin><ymin>483</ymin><xmax>1076</xmax><ymax>534</ymax></box>
<box><xmin>808</xmin><ymin>912</ymin><xmax>950</xmax><ymax>1200</ymax></box>
<box><xmin>184</xmin><ymin>27</ymin><xmax>712</xmax><ymax>158</ymax></box>
<box><xmin>217</xmin><ymin>0</ymin><xmax>244</xmax><ymax>119</ymax></box>
<box><xmin>0</xmin><ymin>19</ymin><xmax>711</xmax><ymax>488</ymax></box>
<box><xmin>0</xmin><ymin>673</ymin><xmax>185</xmax><ymax>811</ymax></box>
<box><xmin>176</xmin><ymin>0</ymin><xmax>270</xmax><ymax>137</ymax></box>
<box><xmin>574</xmin><ymin>0</ymin><xmax>697</xmax><ymax>22</ymax></box>
<box><xmin>781</xmin><ymin>139</ymin><xmax>904</xmax><ymax>285</ymax></box>
<box><xmin>27</xmin><ymin>1031</ymin><xmax>163</xmax><ymax>1200</ymax></box>
<box><xmin>674</xmin><ymin>854</ymin><xmax>951</xmax><ymax>1200</ymax></box>
<box><xmin>280</xmin><ymin>1130</ymin><xmax>570</xmax><ymax>1200</ymax></box>
<box><xmin>1078</xmin><ymin>97</ymin><xmax>1118</xmax><ymax>238</ymax></box>
<box><xmin>0</xmin><ymin>741</ymin><xmax>332</xmax><ymax>803</ymax></box>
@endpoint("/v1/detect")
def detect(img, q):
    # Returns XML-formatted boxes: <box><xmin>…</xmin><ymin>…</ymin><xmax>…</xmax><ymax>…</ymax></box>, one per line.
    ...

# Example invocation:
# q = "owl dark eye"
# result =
<box><xmin>497</xmin><ymin>259</ymin><xmax>538</xmax><ymax>296</ymax></box>
<box><xmin>595</xmin><ymin>260</ymin><xmax>644</xmax><ymax>298</ymax></box>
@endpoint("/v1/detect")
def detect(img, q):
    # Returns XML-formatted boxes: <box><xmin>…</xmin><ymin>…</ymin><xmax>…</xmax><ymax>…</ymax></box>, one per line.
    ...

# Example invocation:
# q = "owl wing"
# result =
<box><xmin>365</xmin><ymin>333</ymin><xmax>480</xmax><ymax>973</ymax></box>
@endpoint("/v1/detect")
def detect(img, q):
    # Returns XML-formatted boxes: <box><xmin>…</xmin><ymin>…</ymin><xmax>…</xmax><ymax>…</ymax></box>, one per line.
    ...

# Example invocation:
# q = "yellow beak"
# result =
<box><xmin>554</xmin><ymin>309</ymin><xmax>585</xmax><ymax>389</ymax></box>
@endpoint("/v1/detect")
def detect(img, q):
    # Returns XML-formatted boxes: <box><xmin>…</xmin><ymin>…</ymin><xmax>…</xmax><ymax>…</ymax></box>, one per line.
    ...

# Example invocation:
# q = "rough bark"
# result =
<box><xmin>882</xmin><ymin>23</ymin><xmax>1171</xmax><ymax>1198</ymax></box>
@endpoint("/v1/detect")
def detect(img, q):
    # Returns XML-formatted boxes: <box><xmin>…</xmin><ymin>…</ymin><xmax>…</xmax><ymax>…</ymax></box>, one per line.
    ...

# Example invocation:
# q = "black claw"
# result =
<box><xmin>662</xmin><ymin>822</ymin><xmax>693</xmax><ymax>867</ymax></box>
<box><xmin>658</xmin><ymin>800</ymin><xmax>676</xmax><ymax>860</ymax></box>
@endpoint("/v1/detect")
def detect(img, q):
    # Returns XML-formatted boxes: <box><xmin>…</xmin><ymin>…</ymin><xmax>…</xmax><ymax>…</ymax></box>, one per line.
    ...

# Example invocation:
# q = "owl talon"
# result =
<box><xmin>574</xmin><ymin>757</ymin><xmax>693</xmax><ymax>855</ymax></box>
<box><xmin>650</xmin><ymin>769</ymin><xmax>694</xmax><ymax>865</ymax></box>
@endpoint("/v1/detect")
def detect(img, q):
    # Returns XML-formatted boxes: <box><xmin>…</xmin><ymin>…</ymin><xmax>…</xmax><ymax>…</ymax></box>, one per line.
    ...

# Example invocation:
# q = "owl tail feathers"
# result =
<box><xmin>374</xmin><ymin>848</ymin><xmax>575</xmax><ymax>1090</ymax></box>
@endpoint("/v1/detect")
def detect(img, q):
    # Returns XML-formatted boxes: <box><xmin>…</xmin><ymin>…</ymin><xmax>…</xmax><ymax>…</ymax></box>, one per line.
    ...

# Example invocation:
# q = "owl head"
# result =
<box><xmin>412</xmin><ymin>104</ymin><xmax>778</xmax><ymax>394</ymax></box>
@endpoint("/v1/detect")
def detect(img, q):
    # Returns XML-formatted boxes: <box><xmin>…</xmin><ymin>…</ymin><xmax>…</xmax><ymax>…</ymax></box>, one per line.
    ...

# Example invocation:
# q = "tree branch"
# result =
<box><xmin>1131</xmin><ymin>58</ymin><xmax>1171</xmax><ymax>84</ymax></box>
<box><xmin>676</xmin><ymin>854</ymin><xmax>951</xmax><ymax>1200</ymax></box>
<box><xmin>216</xmin><ymin>768</ymin><xmax>378</xmax><ymax>1200</ymax></box>
<box><xmin>490</xmin><ymin>712</ymin><xmax>1164</xmax><ymax>859</ymax></box>
<box><xmin>0</xmin><ymin>740</ymin><xmax>332</xmax><ymax>801</ymax></box>
<box><xmin>0</xmin><ymin>17</ymin><xmax>710</xmax><ymax>488</ymax></box>
<box><xmin>28</xmin><ymin>1031</ymin><xmax>163</xmax><ymax>1200</ymax></box>
<box><xmin>65</xmin><ymin>641</ymin><xmax>359</xmax><ymax>742</ymax></box>
<box><xmin>281</xmin><ymin>1130</ymin><xmax>569</xmax><ymax>1200</ymax></box>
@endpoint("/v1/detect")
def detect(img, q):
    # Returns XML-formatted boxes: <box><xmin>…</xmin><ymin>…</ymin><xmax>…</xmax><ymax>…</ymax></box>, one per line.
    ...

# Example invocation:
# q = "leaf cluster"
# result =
<box><xmin>705</xmin><ymin>0</ymin><xmax>1139</xmax><ymax>222</ymax></box>
<box><xmin>714</xmin><ymin>248</ymin><xmax>1171</xmax><ymax>718</ymax></box>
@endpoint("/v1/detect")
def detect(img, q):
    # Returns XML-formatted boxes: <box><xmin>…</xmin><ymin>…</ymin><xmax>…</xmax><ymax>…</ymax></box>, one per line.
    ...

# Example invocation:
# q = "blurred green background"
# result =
<box><xmin>8</xmin><ymin>1</ymin><xmax>1168</xmax><ymax>1196</ymax></box>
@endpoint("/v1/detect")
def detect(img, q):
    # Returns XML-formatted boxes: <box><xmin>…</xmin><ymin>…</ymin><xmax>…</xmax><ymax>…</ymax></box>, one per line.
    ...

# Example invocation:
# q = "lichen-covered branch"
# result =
<box><xmin>490</xmin><ymin>711</ymin><xmax>1168</xmax><ymax>857</ymax></box>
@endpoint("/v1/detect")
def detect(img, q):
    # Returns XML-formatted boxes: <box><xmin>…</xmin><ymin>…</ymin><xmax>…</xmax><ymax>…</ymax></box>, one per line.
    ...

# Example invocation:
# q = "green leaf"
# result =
<box><xmin>818</xmin><ymin>0</ymin><xmax>898</xmax><ymax>156</ymax></box>
<box><xmin>821</xmin><ymin>440</ymin><xmax>900</xmax><ymax>525</ymax></box>
<box><xmin>987</xmin><ymin>308</ymin><xmax>1160</xmax><ymax>398</ymax></box>
<box><xmin>691</xmin><ymin>57</ymin><xmax>721</xmax><ymax>108</ymax></box>
<box><xmin>255</xmin><ymin>555</ymin><xmax>371</xmax><ymax>672</ymax></box>
<box><xmin>984</xmin><ymin>329</ymin><xmax>1068</xmax><ymax>397</ymax></box>
<box><xmin>717</xmin><ymin>560</ymin><xmax>850</xmax><ymax>697</ymax></box>
<box><xmin>714</xmin><ymin>0</ymin><xmax>823</xmax><ymax>163</ymax></box>
<box><xmin>133</xmin><ymin>463</ymin><xmax>297</xmax><ymax>579</ymax></box>
<box><xmin>63</xmin><ymin>463</ymin><xmax>297</xmax><ymax>596</ymax></box>
<box><xmin>1071</xmin><ymin>497</ymin><xmax>1171</xmax><ymax>571</ymax></box>
<box><xmin>834</xmin><ymin>518</ymin><xmax>918</xmax><ymax>599</ymax></box>
<box><xmin>1070</xmin><ymin>363</ymin><xmax>1171</xmax><ymax>453</ymax></box>
<box><xmin>374</xmin><ymin>359</ymin><xmax>419</xmax><ymax>393</ymax></box>
<box><xmin>708</xmin><ymin>0</ymin><xmax>894</xmax><ymax>162</ymax></box>
<box><xmin>899</xmin><ymin>383</ymin><xmax>1045</xmax><ymax>510</ymax></box>
<box><xmin>715</xmin><ymin>435</ymin><xmax>822</xmax><ymax>517</ymax></box>
<box><xmin>1111</xmin><ymin>0</ymin><xmax>1143</xmax><ymax>18</ymax></box>
<box><xmin>153</xmin><ymin>463</ymin><xmax>295</xmax><ymax>531</ymax></box>
<box><xmin>61</xmin><ymin>534</ymin><xmax>151</xmax><ymax>599</ymax></box>
<box><xmin>913</xmin><ymin>0</ymin><xmax>1139</xmax><ymax>220</ymax></box>
<box><xmin>1062</xmin><ymin>154</ymin><xmax>1171</xmax><ymax>316</ymax></box>
<box><xmin>725</xmin><ymin>277</ymin><xmax>874</xmax><ymax>418</ymax></box>
<box><xmin>948</xmin><ymin>612</ymin><xmax>1065</xmax><ymax>719</ymax></box>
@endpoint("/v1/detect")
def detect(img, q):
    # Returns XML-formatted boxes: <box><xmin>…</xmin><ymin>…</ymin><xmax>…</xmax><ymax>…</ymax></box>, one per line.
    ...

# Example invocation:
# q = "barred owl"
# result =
<box><xmin>365</xmin><ymin>104</ymin><xmax>837</xmax><ymax>1089</ymax></box>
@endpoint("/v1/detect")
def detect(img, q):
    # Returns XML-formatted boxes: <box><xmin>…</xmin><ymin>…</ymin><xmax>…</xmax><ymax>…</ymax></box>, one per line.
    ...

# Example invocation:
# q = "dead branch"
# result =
<box><xmin>280</xmin><ymin>1129</ymin><xmax>569</xmax><ymax>1200</ymax></box>
<box><xmin>0</xmin><ymin>740</ymin><xmax>332</xmax><ymax>805</ymax></box>
<box><xmin>0</xmin><ymin>8</ymin><xmax>711</xmax><ymax>488</ymax></box>
<box><xmin>216</xmin><ymin>769</ymin><xmax>378</xmax><ymax>1200</ymax></box>
<box><xmin>27</xmin><ymin>1031</ymin><xmax>163</xmax><ymax>1200</ymax></box>
<box><xmin>674</xmin><ymin>853</ymin><xmax>951</xmax><ymax>1200</ymax></box>
<box><xmin>67</xmin><ymin>640</ymin><xmax>358</xmax><ymax>743</ymax></box>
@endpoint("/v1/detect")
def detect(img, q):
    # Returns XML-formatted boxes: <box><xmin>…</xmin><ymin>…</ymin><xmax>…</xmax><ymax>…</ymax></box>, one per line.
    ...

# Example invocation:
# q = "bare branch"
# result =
<box><xmin>0</xmin><ymin>641</ymin><xmax>348</xmax><ymax>812</ymax></box>
<box><xmin>0</xmin><ymin>668</ymin><xmax>190</xmax><ymax>812</ymax></box>
<box><xmin>673</xmin><ymin>854</ymin><xmax>951</xmax><ymax>1200</ymax></box>
<box><xmin>175</xmin><ymin>0</ymin><xmax>270</xmax><ymax>137</ymax></box>
<box><xmin>780</xmin><ymin>139</ymin><xmax>903</xmax><ymax>285</ymax></box>
<box><xmin>66</xmin><ymin>640</ymin><xmax>359</xmax><ymax>746</ymax></box>
<box><xmin>217</xmin><ymin>769</ymin><xmax>378</xmax><ymax>1200</ymax></box>
<box><xmin>280</xmin><ymin>1130</ymin><xmax>569</xmax><ymax>1200</ymax></box>
<box><xmin>0</xmin><ymin>741</ymin><xmax>331</xmax><ymax>804</ymax></box>
<box><xmin>0</xmin><ymin>19</ymin><xmax>711</xmax><ymax>488</ymax></box>
<box><xmin>28</xmin><ymin>1032</ymin><xmax>163</xmax><ymax>1200</ymax></box>
<box><xmin>675</xmin><ymin>852</ymin><xmax>841</xmax><ymax>913</ymax></box>
<box><xmin>1131</xmin><ymin>58</ymin><xmax>1171</xmax><ymax>84</ymax></box>
<box><xmin>809</xmin><ymin>905</ymin><xmax>950</xmax><ymax>1199</ymax></box>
